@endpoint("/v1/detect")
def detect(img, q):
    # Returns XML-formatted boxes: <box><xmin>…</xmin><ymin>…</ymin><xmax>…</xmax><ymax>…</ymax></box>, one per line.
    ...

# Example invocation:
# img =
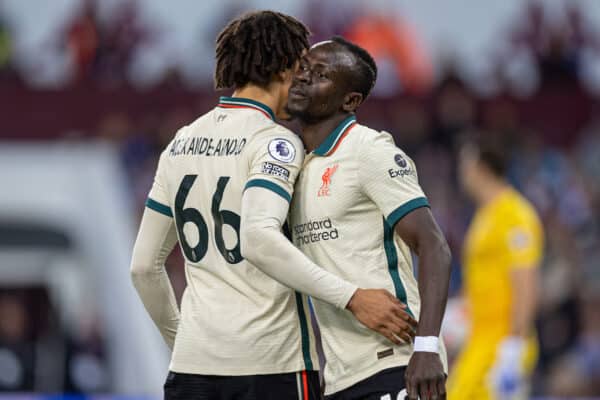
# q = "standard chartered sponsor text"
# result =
<box><xmin>293</xmin><ymin>217</ymin><xmax>339</xmax><ymax>246</ymax></box>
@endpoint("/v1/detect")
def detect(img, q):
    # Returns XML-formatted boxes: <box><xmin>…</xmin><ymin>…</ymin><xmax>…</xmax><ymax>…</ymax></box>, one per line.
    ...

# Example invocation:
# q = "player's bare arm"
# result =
<box><xmin>511</xmin><ymin>267</ymin><xmax>538</xmax><ymax>337</ymax></box>
<box><xmin>395</xmin><ymin>207</ymin><xmax>451</xmax><ymax>400</ymax></box>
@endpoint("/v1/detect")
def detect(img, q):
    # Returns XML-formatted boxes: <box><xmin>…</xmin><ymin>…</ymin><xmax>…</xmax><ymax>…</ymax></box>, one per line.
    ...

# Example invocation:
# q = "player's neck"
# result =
<box><xmin>232</xmin><ymin>84</ymin><xmax>281</xmax><ymax>117</ymax></box>
<box><xmin>300</xmin><ymin>113</ymin><xmax>352</xmax><ymax>153</ymax></box>
<box><xmin>475</xmin><ymin>178</ymin><xmax>508</xmax><ymax>207</ymax></box>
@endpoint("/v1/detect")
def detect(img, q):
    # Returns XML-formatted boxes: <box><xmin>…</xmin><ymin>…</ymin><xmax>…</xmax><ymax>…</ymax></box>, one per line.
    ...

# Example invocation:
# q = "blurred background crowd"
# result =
<box><xmin>1</xmin><ymin>0</ymin><xmax>599</xmax><ymax>397</ymax></box>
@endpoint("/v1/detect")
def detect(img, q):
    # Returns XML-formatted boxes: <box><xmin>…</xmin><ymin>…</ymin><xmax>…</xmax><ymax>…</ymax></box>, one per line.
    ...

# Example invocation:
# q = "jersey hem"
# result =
<box><xmin>324</xmin><ymin>354</ymin><xmax>411</xmax><ymax>395</ymax></box>
<box><xmin>169</xmin><ymin>360</ymin><xmax>317</xmax><ymax>376</ymax></box>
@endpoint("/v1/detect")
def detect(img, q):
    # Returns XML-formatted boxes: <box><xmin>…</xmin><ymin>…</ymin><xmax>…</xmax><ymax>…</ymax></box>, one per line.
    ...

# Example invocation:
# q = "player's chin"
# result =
<box><xmin>283</xmin><ymin>103</ymin><xmax>304</xmax><ymax>122</ymax></box>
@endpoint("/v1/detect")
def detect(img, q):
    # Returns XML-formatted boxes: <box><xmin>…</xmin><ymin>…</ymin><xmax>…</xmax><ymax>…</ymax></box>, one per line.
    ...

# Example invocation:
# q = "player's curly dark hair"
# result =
<box><xmin>214</xmin><ymin>11</ymin><xmax>310</xmax><ymax>89</ymax></box>
<box><xmin>331</xmin><ymin>35</ymin><xmax>378</xmax><ymax>101</ymax></box>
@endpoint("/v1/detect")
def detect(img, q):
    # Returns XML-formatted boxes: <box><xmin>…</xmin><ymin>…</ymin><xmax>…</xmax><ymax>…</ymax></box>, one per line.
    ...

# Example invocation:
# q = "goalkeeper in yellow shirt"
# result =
<box><xmin>448</xmin><ymin>138</ymin><xmax>544</xmax><ymax>400</ymax></box>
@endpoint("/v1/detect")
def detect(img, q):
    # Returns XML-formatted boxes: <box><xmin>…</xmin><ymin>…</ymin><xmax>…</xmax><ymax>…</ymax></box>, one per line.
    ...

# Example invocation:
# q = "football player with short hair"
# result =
<box><xmin>286</xmin><ymin>36</ymin><xmax>452</xmax><ymax>400</ymax></box>
<box><xmin>448</xmin><ymin>139</ymin><xmax>543</xmax><ymax>400</ymax></box>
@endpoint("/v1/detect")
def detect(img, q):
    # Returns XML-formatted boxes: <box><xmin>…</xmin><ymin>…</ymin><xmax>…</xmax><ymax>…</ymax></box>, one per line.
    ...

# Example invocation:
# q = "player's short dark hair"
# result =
<box><xmin>467</xmin><ymin>137</ymin><xmax>508</xmax><ymax>178</ymax></box>
<box><xmin>214</xmin><ymin>11</ymin><xmax>310</xmax><ymax>89</ymax></box>
<box><xmin>331</xmin><ymin>35</ymin><xmax>378</xmax><ymax>101</ymax></box>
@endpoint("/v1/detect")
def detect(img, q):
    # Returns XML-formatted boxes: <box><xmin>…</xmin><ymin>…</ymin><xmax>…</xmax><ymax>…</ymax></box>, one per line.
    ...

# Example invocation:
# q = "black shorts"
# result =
<box><xmin>325</xmin><ymin>366</ymin><xmax>407</xmax><ymax>400</ymax></box>
<box><xmin>164</xmin><ymin>370</ymin><xmax>321</xmax><ymax>400</ymax></box>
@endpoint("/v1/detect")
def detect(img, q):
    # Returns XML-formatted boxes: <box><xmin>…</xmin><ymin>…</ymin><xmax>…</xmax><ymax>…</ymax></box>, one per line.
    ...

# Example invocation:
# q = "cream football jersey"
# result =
<box><xmin>289</xmin><ymin>115</ymin><xmax>448</xmax><ymax>394</ymax></box>
<box><xmin>146</xmin><ymin>97</ymin><xmax>318</xmax><ymax>375</ymax></box>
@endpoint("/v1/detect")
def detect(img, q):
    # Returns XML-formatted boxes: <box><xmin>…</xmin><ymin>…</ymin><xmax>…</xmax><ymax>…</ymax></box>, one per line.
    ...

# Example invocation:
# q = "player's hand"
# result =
<box><xmin>346</xmin><ymin>288</ymin><xmax>417</xmax><ymax>345</ymax></box>
<box><xmin>405</xmin><ymin>352</ymin><xmax>446</xmax><ymax>400</ymax></box>
<box><xmin>489</xmin><ymin>337</ymin><xmax>526</xmax><ymax>399</ymax></box>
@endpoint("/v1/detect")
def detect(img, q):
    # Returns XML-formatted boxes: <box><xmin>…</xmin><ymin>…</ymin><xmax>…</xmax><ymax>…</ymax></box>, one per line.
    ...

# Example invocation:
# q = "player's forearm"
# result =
<box><xmin>131</xmin><ymin>265</ymin><xmax>180</xmax><ymax>348</ymax></box>
<box><xmin>130</xmin><ymin>209</ymin><xmax>180</xmax><ymax>350</ymax></box>
<box><xmin>415</xmin><ymin>238</ymin><xmax>452</xmax><ymax>337</ymax></box>
<box><xmin>241</xmin><ymin>188</ymin><xmax>357</xmax><ymax>309</ymax></box>
<box><xmin>510</xmin><ymin>268</ymin><xmax>539</xmax><ymax>337</ymax></box>
<box><xmin>241</xmin><ymin>224</ymin><xmax>357</xmax><ymax>308</ymax></box>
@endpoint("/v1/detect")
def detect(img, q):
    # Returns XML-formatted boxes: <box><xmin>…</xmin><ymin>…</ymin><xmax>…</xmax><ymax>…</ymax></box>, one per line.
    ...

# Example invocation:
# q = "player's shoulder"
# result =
<box><xmin>352</xmin><ymin>123</ymin><xmax>409</xmax><ymax>159</ymax></box>
<box><xmin>502</xmin><ymin>189</ymin><xmax>536</xmax><ymax>214</ymax></box>
<box><xmin>351</xmin><ymin>123</ymin><xmax>392</xmax><ymax>143</ymax></box>
<box><xmin>247</xmin><ymin>123</ymin><xmax>304</xmax><ymax>165</ymax></box>
<box><xmin>251</xmin><ymin>123</ymin><xmax>303</xmax><ymax>151</ymax></box>
<box><xmin>167</xmin><ymin>109</ymin><xmax>213</xmax><ymax>141</ymax></box>
<box><xmin>252</xmin><ymin>122</ymin><xmax>302</xmax><ymax>145</ymax></box>
<box><xmin>350</xmin><ymin>123</ymin><xmax>397</xmax><ymax>150</ymax></box>
<box><xmin>499</xmin><ymin>189</ymin><xmax>542</xmax><ymax>228</ymax></box>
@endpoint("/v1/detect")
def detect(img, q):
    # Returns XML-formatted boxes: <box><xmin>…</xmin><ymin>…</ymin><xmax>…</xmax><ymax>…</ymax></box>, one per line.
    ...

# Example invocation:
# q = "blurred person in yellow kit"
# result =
<box><xmin>448</xmin><ymin>138</ymin><xmax>543</xmax><ymax>400</ymax></box>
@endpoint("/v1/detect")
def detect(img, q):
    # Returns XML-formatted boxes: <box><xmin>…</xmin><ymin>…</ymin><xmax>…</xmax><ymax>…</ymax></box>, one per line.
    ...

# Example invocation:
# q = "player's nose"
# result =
<box><xmin>294</xmin><ymin>68</ymin><xmax>310</xmax><ymax>85</ymax></box>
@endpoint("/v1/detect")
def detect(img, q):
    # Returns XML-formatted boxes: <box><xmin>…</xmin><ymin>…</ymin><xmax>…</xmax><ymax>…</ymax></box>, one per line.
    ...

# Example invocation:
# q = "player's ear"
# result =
<box><xmin>342</xmin><ymin>92</ymin><xmax>363</xmax><ymax>112</ymax></box>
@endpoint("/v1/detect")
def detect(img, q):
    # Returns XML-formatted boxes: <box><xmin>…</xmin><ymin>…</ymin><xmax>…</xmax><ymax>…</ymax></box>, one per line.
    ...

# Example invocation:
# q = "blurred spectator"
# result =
<box><xmin>64</xmin><ymin>0</ymin><xmax>101</xmax><ymax>83</ymax></box>
<box><xmin>65</xmin><ymin>317</ymin><xmax>108</xmax><ymax>393</ymax></box>
<box><xmin>344</xmin><ymin>12</ymin><xmax>433</xmax><ymax>96</ymax></box>
<box><xmin>305</xmin><ymin>0</ymin><xmax>359</xmax><ymax>44</ymax></box>
<box><xmin>93</xmin><ymin>0</ymin><xmax>153</xmax><ymax>87</ymax></box>
<box><xmin>545</xmin><ymin>293</ymin><xmax>600</xmax><ymax>396</ymax></box>
<box><xmin>0</xmin><ymin>294</ymin><xmax>34</xmax><ymax>391</ymax></box>
<box><xmin>503</xmin><ymin>1</ymin><xmax>600</xmax><ymax>92</ymax></box>
<box><xmin>60</xmin><ymin>0</ymin><xmax>152</xmax><ymax>86</ymax></box>
<box><xmin>430</xmin><ymin>71</ymin><xmax>476</xmax><ymax>150</ymax></box>
<box><xmin>0</xmin><ymin>14</ymin><xmax>14</xmax><ymax>80</ymax></box>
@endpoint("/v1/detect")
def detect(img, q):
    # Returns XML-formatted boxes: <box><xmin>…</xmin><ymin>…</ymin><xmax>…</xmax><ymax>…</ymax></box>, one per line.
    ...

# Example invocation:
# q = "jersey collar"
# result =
<box><xmin>217</xmin><ymin>96</ymin><xmax>276</xmax><ymax>121</ymax></box>
<box><xmin>313</xmin><ymin>115</ymin><xmax>357</xmax><ymax>156</ymax></box>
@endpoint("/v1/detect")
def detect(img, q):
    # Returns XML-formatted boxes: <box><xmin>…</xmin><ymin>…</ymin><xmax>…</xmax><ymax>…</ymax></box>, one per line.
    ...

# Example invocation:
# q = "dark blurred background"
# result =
<box><xmin>0</xmin><ymin>0</ymin><xmax>599</xmax><ymax>398</ymax></box>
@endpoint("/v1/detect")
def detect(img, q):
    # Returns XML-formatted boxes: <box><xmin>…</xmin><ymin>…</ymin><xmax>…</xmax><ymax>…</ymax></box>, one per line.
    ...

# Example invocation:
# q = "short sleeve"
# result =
<box><xmin>244</xmin><ymin>126</ymin><xmax>305</xmax><ymax>203</ymax></box>
<box><xmin>358</xmin><ymin>132</ymin><xmax>428</xmax><ymax>227</ymax></box>
<box><xmin>146</xmin><ymin>149</ymin><xmax>173</xmax><ymax>218</ymax></box>
<box><xmin>505</xmin><ymin>216</ymin><xmax>543</xmax><ymax>269</ymax></box>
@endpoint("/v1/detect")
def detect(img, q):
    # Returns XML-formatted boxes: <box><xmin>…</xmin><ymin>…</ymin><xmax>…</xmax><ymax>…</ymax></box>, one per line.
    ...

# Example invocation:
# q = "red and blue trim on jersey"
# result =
<box><xmin>313</xmin><ymin>115</ymin><xmax>357</xmax><ymax>156</ymax></box>
<box><xmin>217</xmin><ymin>96</ymin><xmax>276</xmax><ymax>121</ymax></box>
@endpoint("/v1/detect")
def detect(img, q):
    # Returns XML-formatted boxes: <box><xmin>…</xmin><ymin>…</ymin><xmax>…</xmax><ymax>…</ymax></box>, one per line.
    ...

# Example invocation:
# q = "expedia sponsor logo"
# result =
<box><xmin>293</xmin><ymin>217</ymin><xmax>339</xmax><ymax>246</ymax></box>
<box><xmin>261</xmin><ymin>162</ymin><xmax>290</xmax><ymax>181</ymax></box>
<box><xmin>388</xmin><ymin>153</ymin><xmax>414</xmax><ymax>178</ymax></box>
<box><xmin>395</xmin><ymin>154</ymin><xmax>407</xmax><ymax>168</ymax></box>
<box><xmin>388</xmin><ymin>168</ymin><xmax>414</xmax><ymax>178</ymax></box>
